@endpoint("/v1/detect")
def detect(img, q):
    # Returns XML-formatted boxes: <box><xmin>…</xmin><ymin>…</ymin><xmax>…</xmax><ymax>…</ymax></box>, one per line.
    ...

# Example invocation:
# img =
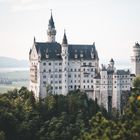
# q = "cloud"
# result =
<box><xmin>12</xmin><ymin>3</ymin><xmax>47</xmax><ymax>12</ymax></box>
<box><xmin>4</xmin><ymin>0</ymin><xmax>47</xmax><ymax>12</ymax></box>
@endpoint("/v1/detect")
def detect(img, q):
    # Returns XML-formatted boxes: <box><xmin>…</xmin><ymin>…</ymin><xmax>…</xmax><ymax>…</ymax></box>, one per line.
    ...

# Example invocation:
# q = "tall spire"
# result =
<box><xmin>62</xmin><ymin>30</ymin><xmax>68</xmax><ymax>44</ymax></box>
<box><xmin>48</xmin><ymin>9</ymin><xmax>55</xmax><ymax>28</ymax></box>
<box><xmin>47</xmin><ymin>10</ymin><xmax>56</xmax><ymax>42</ymax></box>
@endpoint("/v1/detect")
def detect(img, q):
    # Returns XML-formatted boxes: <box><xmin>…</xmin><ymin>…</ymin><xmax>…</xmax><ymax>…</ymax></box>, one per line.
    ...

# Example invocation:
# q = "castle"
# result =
<box><xmin>29</xmin><ymin>13</ymin><xmax>139</xmax><ymax>112</ymax></box>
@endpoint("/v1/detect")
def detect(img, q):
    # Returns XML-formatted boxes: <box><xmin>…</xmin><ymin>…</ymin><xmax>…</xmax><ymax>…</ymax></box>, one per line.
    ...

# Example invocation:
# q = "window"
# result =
<box><xmin>75</xmin><ymin>74</ymin><xmax>77</xmax><ymax>77</ymax></box>
<box><xmin>91</xmin><ymin>68</ymin><xmax>93</xmax><ymax>71</ymax></box>
<box><xmin>83</xmin><ymin>62</ymin><xmax>86</xmax><ymax>66</ymax></box>
<box><xmin>59</xmin><ymin>86</ymin><xmax>62</xmax><ymax>89</ymax></box>
<box><xmin>83</xmin><ymin>80</ymin><xmax>85</xmax><ymax>83</ymax></box>
<box><xmin>91</xmin><ymin>80</ymin><xmax>93</xmax><ymax>83</ymax></box>
<box><xmin>84</xmin><ymin>74</ymin><xmax>88</xmax><ymax>78</ymax></box>
<box><xmin>71</xmin><ymin>69</ymin><xmax>73</xmax><ymax>71</ymax></box>
<box><xmin>84</xmin><ymin>85</ymin><xmax>85</xmax><ymax>88</ymax></box>
<box><xmin>75</xmin><ymin>69</ymin><xmax>77</xmax><ymax>71</ymax></box>
<box><xmin>78</xmin><ymin>69</ymin><xmax>80</xmax><ymax>71</ymax></box>
<box><xmin>59</xmin><ymin>81</ymin><xmax>61</xmax><ymax>83</ymax></box>
<box><xmin>68</xmin><ymin>74</ymin><xmax>71</xmax><ymax>78</ymax></box>
<box><xmin>55</xmin><ymin>87</ymin><xmax>58</xmax><ymax>89</ymax></box>
<box><xmin>91</xmin><ymin>85</ymin><xmax>93</xmax><ymax>88</ymax></box>
<box><xmin>43</xmin><ymin>75</ymin><xmax>46</xmax><ymax>78</ymax></box>
<box><xmin>51</xmin><ymin>81</ymin><xmax>53</xmax><ymax>84</ymax></box>
<box><xmin>87</xmin><ymin>80</ymin><xmax>89</xmax><ymax>83</ymax></box>
<box><xmin>43</xmin><ymin>69</ymin><xmax>46</xmax><ymax>72</ymax></box>
<box><xmin>78</xmin><ymin>74</ymin><xmax>80</xmax><ymax>77</ymax></box>
<box><xmin>49</xmin><ymin>69</ymin><xmax>51</xmax><ymax>72</ymax></box>
<box><xmin>43</xmin><ymin>81</ymin><xmax>46</xmax><ymax>84</ymax></box>
<box><xmin>51</xmin><ymin>75</ymin><xmax>53</xmax><ymax>78</ymax></box>
<box><xmin>43</xmin><ymin>62</ymin><xmax>46</xmax><ymax>66</ymax></box>
<box><xmin>59</xmin><ymin>62</ymin><xmax>62</xmax><ymax>65</ymax></box>
<box><xmin>59</xmin><ymin>69</ymin><xmax>62</xmax><ymax>72</ymax></box>
<box><xmin>49</xmin><ymin>62</ymin><xmax>51</xmax><ymax>65</ymax></box>
<box><xmin>55</xmin><ymin>75</ymin><xmax>57</xmax><ymax>78</ymax></box>
<box><xmin>59</xmin><ymin>74</ymin><xmax>62</xmax><ymax>78</ymax></box>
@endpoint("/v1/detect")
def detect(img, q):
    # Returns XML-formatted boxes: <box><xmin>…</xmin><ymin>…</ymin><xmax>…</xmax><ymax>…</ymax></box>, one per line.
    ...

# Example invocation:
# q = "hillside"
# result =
<box><xmin>0</xmin><ymin>56</ymin><xmax>29</xmax><ymax>68</ymax></box>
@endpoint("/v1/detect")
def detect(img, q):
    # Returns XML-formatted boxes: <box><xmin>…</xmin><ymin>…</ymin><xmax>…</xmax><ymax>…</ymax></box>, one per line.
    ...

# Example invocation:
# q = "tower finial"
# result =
<box><xmin>50</xmin><ymin>9</ymin><xmax>52</xmax><ymax>15</ymax></box>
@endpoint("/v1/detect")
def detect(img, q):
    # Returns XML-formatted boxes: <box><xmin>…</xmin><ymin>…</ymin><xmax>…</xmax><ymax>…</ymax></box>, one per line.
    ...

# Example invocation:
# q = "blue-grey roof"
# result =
<box><xmin>36</xmin><ymin>42</ymin><xmax>62</xmax><ymax>60</ymax></box>
<box><xmin>48</xmin><ymin>14</ymin><xmax>55</xmax><ymax>28</ymax></box>
<box><xmin>134</xmin><ymin>42</ymin><xmax>140</xmax><ymax>48</ymax></box>
<box><xmin>68</xmin><ymin>44</ymin><xmax>98</xmax><ymax>60</ymax></box>
<box><xmin>115</xmin><ymin>70</ymin><xmax>130</xmax><ymax>75</ymax></box>
<box><xmin>33</xmin><ymin>42</ymin><xmax>98</xmax><ymax>60</ymax></box>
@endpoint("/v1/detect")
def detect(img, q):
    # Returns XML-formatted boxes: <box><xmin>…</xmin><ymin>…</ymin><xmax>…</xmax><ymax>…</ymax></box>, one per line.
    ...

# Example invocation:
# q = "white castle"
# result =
<box><xmin>29</xmin><ymin>13</ymin><xmax>139</xmax><ymax>112</ymax></box>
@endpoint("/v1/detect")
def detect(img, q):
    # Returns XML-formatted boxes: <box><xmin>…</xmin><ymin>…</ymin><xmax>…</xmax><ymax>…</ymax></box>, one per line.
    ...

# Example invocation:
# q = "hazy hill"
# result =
<box><xmin>0</xmin><ymin>56</ymin><xmax>29</xmax><ymax>68</ymax></box>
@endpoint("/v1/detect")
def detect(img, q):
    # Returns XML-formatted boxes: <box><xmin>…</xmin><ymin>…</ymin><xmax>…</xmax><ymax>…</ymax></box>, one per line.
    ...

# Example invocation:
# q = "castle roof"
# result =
<box><xmin>48</xmin><ymin>13</ymin><xmax>55</xmax><ymax>28</ymax></box>
<box><xmin>115</xmin><ymin>70</ymin><xmax>130</xmax><ymax>75</ymax></box>
<box><xmin>134</xmin><ymin>42</ymin><xmax>140</xmax><ymax>48</ymax></box>
<box><xmin>34</xmin><ymin>42</ymin><xmax>98</xmax><ymax>60</ymax></box>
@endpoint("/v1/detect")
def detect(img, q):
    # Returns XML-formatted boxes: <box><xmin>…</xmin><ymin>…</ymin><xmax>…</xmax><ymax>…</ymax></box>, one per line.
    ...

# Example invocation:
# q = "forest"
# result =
<box><xmin>0</xmin><ymin>77</ymin><xmax>140</xmax><ymax>140</ymax></box>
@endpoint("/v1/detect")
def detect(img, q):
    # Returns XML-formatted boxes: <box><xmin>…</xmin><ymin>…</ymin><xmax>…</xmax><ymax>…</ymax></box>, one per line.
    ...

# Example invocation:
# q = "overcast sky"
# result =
<box><xmin>0</xmin><ymin>0</ymin><xmax>140</xmax><ymax>68</ymax></box>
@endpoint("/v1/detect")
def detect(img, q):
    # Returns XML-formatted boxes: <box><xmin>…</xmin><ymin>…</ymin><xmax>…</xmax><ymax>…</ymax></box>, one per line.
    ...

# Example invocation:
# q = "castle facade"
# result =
<box><xmin>29</xmin><ymin>13</ymin><xmax>138</xmax><ymax>112</ymax></box>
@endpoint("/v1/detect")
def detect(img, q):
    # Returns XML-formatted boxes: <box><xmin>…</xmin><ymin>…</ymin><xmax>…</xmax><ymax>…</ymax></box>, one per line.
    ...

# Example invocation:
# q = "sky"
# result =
<box><xmin>0</xmin><ymin>0</ymin><xmax>140</xmax><ymax>68</ymax></box>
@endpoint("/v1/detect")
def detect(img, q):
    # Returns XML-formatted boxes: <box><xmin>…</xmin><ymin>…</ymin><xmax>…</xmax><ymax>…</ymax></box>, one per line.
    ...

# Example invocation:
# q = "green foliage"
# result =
<box><xmin>0</xmin><ymin>88</ymin><xmax>103</xmax><ymax>140</ymax></box>
<box><xmin>0</xmin><ymin>131</ymin><xmax>5</xmax><ymax>140</ymax></box>
<box><xmin>0</xmin><ymin>87</ymin><xmax>140</xmax><ymax>140</ymax></box>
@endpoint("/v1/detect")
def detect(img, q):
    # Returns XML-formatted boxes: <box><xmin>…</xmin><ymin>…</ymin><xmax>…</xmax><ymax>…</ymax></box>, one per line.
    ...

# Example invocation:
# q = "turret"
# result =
<box><xmin>47</xmin><ymin>11</ymin><xmax>56</xmax><ymax>42</ymax></box>
<box><xmin>61</xmin><ymin>31</ymin><xmax>68</xmax><ymax>95</ymax></box>
<box><xmin>131</xmin><ymin>42</ymin><xmax>140</xmax><ymax>76</ymax></box>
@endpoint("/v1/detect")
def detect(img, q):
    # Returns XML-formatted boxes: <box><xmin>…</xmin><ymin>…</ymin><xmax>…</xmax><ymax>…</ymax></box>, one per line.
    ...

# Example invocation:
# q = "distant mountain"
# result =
<box><xmin>0</xmin><ymin>56</ymin><xmax>29</xmax><ymax>68</ymax></box>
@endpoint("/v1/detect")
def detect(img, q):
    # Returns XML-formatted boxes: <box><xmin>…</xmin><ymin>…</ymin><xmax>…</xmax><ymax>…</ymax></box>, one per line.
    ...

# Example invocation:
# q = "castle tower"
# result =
<box><xmin>131</xmin><ymin>42</ymin><xmax>140</xmax><ymax>76</ymax></box>
<box><xmin>61</xmin><ymin>31</ymin><xmax>68</xmax><ymax>95</ymax></box>
<box><xmin>47</xmin><ymin>12</ymin><xmax>56</xmax><ymax>42</ymax></box>
<box><xmin>100</xmin><ymin>65</ymin><xmax>108</xmax><ymax>111</ymax></box>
